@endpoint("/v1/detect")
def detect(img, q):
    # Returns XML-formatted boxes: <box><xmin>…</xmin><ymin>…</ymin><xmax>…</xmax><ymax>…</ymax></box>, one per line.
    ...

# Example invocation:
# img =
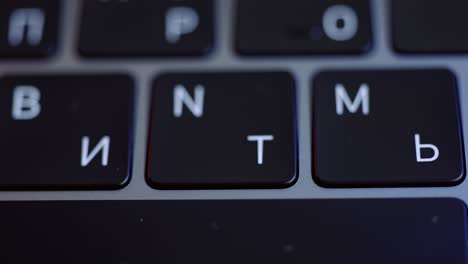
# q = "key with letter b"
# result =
<box><xmin>0</xmin><ymin>75</ymin><xmax>134</xmax><ymax>190</ymax></box>
<box><xmin>312</xmin><ymin>69</ymin><xmax>465</xmax><ymax>187</ymax></box>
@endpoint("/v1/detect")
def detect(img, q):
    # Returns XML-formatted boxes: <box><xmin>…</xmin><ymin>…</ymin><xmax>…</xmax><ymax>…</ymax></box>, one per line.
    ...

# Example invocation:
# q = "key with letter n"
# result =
<box><xmin>148</xmin><ymin>72</ymin><xmax>297</xmax><ymax>189</ymax></box>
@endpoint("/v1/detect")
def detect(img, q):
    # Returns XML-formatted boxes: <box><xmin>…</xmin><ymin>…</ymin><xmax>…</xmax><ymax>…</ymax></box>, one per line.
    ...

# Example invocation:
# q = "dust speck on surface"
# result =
<box><xmin>68</xmin><ymin>100</ymin><xmax>80</xmax><ymax>113</ymax></box>
<box><xmin>283</xmin><ymin>244</ymin><xmax>295</xmax><ymax>254</ymax></box>
<box><xmin>431</xmin><ymin>215</ymin><xmax>439</xmax><ymax>224</ymax></box>
<box><xmin>210</xmin><ymin>221</ymin><xmax>221</xmax><ymax>231</ymax></box>
<box><xmin>139</xmin><ymin>218</ymin><xmax>144</xmax><ymax>223</ymax></box>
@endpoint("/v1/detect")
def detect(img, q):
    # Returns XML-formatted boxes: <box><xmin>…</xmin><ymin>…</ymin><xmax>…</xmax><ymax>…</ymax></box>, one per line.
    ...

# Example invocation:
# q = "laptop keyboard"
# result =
<box><xmin>0</xmin><ymin>0</ymin><xmax>466</xmax><ymax>263</ymax></box>
<box><xmin>0</xmin><ymin>0</ymin><xmax>465</xmax><ymax>194</ymax></box>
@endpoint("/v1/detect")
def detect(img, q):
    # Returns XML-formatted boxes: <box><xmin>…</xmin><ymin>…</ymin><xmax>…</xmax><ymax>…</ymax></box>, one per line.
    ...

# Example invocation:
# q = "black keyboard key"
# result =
<box><xmin>236</xmin><ymin>0</ymin><xmax>372</xmax><ymax>55</ymax></box>
<box><xmin>312</xmin><ymin>70</ymin><xmax>465</xmax><ymax>187</ymax></box>
<box><xmin>0</xmin><ymin>0</ymin><xmax>59</xmax><ymax>58</ymax></box>
<box><xmin>0</xmin><ymin>75</ymin><xmax>134</xmax><ymax>189</ymax></box>
<box><xmin>147</xmin><ymin>72</ymin><xmax>297</xmax><ymax>189</ymax></box>
<box><xmin>79</xmin><ymin>0</ymin><xmax>213</xmax><ymax>57</ymax></box>
<box><xmin>392</xmin><ymin>0</ymin><xmax>468</xmax><ymax>53</ymax></box>
<box><xmin>0</xmin><ymin>199</ymin><xmax>466</xmax><ymax>264</ymax></box>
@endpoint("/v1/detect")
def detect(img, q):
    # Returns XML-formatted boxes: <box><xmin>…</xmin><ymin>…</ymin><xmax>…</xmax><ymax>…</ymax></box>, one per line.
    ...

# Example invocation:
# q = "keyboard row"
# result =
<box><xmin>2</xmin><ymin>0</ymin><xmax>468</xmax><ymax>58</ymax></box>
<box><xmin>0</xmin><ymin>70</ymin><xmax>464</xmax><ymax>190</ymax></box>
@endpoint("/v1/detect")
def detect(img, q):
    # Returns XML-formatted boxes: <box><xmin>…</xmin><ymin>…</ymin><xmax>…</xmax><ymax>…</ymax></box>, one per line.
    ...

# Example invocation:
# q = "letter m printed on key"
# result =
<box><xmin>335</xmin><ymin>83</ymin><xmax>370</xmax><ymax>115</ymax></box>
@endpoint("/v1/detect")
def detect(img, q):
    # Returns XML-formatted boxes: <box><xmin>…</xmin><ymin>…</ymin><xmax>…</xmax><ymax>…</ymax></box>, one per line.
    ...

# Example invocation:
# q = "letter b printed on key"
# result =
<box><xmin>12</xmin><ymin>85</ymin><xmax>41</xmax><ymax>120</ymax></box>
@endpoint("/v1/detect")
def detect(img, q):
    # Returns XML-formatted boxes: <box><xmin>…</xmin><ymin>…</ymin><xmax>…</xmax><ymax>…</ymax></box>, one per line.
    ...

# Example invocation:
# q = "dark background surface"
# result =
<box><xmin>0</xmin><ymin>198</ymin><xmax>465</xmax><ymax>264</ymax></box>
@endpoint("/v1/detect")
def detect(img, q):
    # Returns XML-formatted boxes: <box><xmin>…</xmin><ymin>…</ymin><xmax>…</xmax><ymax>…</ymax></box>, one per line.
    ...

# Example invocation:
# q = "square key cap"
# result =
<box><xmin>312</xmin><ymin>70</ymin><xmax>465</xmax><ymax>187</ymax></box>
<box><xmin>147</xmin><ymin>72</ymin><xmax>297</xmax><ymax>189</ymax></box>
<box><xmin>0</xmin><ymin>75</ymin><xmax>134</xmax><ymax>190</ymax></box>
<box><xmin>236</xmin><ymin>0</ymin><xmax>372</xmax><ymax>55</ymax></box>
<box><xmin>79</xmin><ymin>0</ymin><xmax>214</xmax><ymax>57</ymax></box>
<box><xmin>0</xmin><ymin>0</ymin><xmax>60</xmax><ymax>58</ymax></box>
<box><xmin>392</xmin><ymin>0</ymin><xmax>468</xmax><ymax>53</ymax></box>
